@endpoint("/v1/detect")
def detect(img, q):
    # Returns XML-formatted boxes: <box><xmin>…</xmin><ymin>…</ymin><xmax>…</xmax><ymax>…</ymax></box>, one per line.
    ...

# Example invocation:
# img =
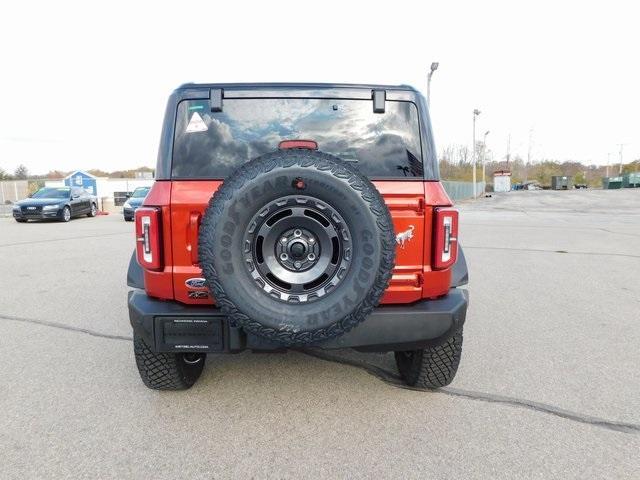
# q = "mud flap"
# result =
<box><xmin>127</xmin><ymin>250</ymin><xmax>145</xmax><ymax>289</ymax></box>
<box><xmin>451</xmin><ymin>244</ymin><xmax>469</xmax><ymax>287</ymax></box>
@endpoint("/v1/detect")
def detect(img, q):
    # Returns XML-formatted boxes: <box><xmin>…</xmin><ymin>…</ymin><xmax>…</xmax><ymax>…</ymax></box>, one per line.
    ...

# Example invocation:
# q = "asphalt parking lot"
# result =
<box><xmin>1</xmin><ymin>189</ymin><xmax>639</xmax><ymax>479</ymax></box>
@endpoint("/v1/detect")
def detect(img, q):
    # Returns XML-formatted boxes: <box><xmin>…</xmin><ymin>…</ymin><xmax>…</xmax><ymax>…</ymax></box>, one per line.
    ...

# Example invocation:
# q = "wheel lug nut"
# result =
<box><xmin>280</xmin><ymin>253</ymin><xmax>288</xmax><ymax>261</ymax></box>
<box><xmin>294</xmin><ymin>229</ymin><xmax>302</xmax><ymax>237</ymax></box>
<box><xmin>281</xmin><ymin>237</ymin><xmax>288</xmax><ymax>244</ymax></box>
<box><xmin>294</xmin><ymin>261</ymin><xmax>302</xmax><ymax>269</ymax></box>
<box><xmin>308</xmin><ymin>237</ymin><xmax>315</xmax><ymax>244</ymax></box>
<box><xmin>308</xmin><ymin>253</ymin><xmax>316</xmax><ymax>261</ymax></box>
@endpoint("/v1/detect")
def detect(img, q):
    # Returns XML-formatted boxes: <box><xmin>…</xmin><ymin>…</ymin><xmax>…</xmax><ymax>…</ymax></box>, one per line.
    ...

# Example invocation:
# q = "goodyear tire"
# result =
<box><xmin>133</xmin><ymin>335</ymin><xmax>205</xmax><ymax>390</ymax></box>
<box><xmin>395</xmin><ymin>327</ymin><xmax>463</xmax><ymax>388</ymax></box>
<box><xmin>198</xmin><ymin>150</ymin><xmax>395</xmax><ymax>346</ymax></box>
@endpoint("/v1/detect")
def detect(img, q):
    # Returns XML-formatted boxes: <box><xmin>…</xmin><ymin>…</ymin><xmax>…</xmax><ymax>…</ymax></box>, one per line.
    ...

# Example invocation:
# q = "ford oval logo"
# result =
<box><xmin>185</xmin><ymin>277</ymin><xmax>207</xmax><ymax>289</ymax></box>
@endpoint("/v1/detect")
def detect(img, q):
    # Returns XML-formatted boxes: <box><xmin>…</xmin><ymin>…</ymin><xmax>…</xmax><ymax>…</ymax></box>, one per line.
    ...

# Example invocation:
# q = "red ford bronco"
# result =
<box><xmin>127</xmin><ymin>83</ymin><xmax>468</xmax><ymax>390</ymax></box>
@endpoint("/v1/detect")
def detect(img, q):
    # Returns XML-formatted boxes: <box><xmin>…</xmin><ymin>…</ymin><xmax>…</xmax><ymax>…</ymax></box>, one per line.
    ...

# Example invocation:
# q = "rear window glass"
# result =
<box><xmin>171</xmin><ymin>98</ymin><xmax>423</xmax><ymax>179</ymax></box>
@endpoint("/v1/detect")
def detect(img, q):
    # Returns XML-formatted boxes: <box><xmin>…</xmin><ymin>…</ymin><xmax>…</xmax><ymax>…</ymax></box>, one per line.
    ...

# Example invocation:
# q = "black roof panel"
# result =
<box><xmin>176</xmin><ymin>82</ymin><xmax>419</xmax><ymax>92</ymax></box>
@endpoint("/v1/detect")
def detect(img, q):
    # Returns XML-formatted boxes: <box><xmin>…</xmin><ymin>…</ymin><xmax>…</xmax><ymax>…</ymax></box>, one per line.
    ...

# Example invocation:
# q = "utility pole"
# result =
<box><xmin>506</xmin><ymin>134</ymin><xmax>511</xmax><ymax>169</ymax></box>
<box><xmin>427</xmin><ymin>62</ymin><xmax>439</xmax><ymax>108</ymax></box>
<box><xmin>606</xmin><ymin>152</ymin><xmax>611</xmax><ymax>177</ymax></box>
<box><xmin>525</xmin><ymin>128</ymin><xmax>533</xmax><ymax>183</ymax></box>
<box><xmin>482</xmin><ymin>130</ymin><xmax>490</xmax><ymax>193</ymax></box>
<box><xmin>618</xmin><ymin>144</ymin><xmax>626</xmax><ymax>174</ymax></box>
<box><xmin>472</xmin><ymin>109</ymin><xmax>481</xmax><ymax>198</ymax></box>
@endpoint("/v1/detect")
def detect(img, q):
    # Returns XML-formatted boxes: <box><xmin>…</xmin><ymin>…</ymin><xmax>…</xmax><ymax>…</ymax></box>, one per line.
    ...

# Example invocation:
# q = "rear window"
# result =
<box><xmin>171</xmin><ymin>98</ymin><xmax>423</xmax><ymax>179</ymax></box>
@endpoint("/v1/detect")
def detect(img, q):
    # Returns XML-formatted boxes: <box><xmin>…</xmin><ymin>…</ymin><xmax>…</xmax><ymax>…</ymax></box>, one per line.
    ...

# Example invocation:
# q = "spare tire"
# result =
<box><xmin>198</xmin><ymin>149</ymin><xmax>395</xmax><ymax>345</ymax></box>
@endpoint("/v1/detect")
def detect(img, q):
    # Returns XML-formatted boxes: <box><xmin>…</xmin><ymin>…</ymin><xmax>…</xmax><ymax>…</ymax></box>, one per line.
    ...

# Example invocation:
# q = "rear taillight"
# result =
<box><xmin>433</xmin><ymin>208</ymin><xmax>458</xmax><ymax>270</ymax></box>
<box><xmin>135</xmin><ymin>207</ymin><xmax>162</xmax><ymax>270</ymax></box>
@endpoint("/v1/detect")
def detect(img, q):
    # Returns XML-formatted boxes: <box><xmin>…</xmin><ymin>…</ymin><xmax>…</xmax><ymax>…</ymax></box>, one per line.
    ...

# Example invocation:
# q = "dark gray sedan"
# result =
<box><xmin>123</xmin><ymin>186</ymin><xmax>150</xmax><ymax>221</ymax></box>
<box><xmin>12</xmin><ymin>187</ymin><xmax>97</xmax><ymax>223</ymax></box>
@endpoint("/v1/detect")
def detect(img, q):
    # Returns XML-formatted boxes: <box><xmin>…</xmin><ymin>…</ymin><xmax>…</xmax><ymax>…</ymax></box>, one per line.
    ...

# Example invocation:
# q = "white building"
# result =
<box><xmin>493</xmin><ymin>170</ymin><xmax>512</xmax><ymax>193</ymax></box>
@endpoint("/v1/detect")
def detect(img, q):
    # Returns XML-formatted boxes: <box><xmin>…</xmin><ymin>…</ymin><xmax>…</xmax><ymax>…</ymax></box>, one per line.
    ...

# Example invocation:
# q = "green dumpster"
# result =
<box><xmin>602</xmin><ymin>176</ymin><xmax>623</xmax><ymax>189</ymax></box>
<box><xmin>622</xmin><ymin>173</ymin><xmax>640</xmax><ymax>188</ymax></box>
<box><xmin>551</xmin><ymin>176</ymin><xmax>570</xmax><ymax>190</ymax></box>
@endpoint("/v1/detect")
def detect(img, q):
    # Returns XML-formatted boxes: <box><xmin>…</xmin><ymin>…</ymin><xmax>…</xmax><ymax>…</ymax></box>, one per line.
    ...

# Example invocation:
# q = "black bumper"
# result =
<box><xmin>13</xmin><ymin>209</ymin><xmax>61</xmax><ymax>220</ymax></box>
<box><xmin>128</xmin><ymin>289</ymin><xmax>468</xmax><ymax>353</ymax></box>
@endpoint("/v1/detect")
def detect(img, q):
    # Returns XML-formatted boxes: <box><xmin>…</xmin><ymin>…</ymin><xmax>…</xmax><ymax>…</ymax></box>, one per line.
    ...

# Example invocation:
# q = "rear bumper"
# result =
<box><xmin>128</xmin><ymin>288</ymin><xmax>468</xmax><ymax>353</ymax></box>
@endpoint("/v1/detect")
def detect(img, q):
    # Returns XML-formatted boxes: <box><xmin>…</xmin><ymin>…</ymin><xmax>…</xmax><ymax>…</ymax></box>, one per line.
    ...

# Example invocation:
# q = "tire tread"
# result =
<box><xmin>396</xmin><ymin>328</ymin><xmax>463</xmax><ymax>388</ymax></box>
<box><xmin>133</xmin><ymin>336</ymin><xmax>204</xmax><ymax>390</ymax></box>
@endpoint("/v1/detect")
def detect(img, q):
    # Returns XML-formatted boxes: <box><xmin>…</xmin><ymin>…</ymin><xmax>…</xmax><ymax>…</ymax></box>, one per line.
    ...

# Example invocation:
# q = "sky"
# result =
<box><xmin>0</xmin><ymin>0</ymin><xmax>638</xmax><ymax>175</ymax></box>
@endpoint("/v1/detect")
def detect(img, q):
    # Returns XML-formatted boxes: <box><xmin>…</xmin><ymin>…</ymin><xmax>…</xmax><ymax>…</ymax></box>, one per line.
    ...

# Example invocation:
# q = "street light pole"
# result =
<box><xmin>472</xmin><ymin>109</ymin><xmax>481</xmax><ymax>198</ymax></box>
<box><xmin>606</xmin><ymin>152</ymin><xmax>611</xmax><ymax>177</ymax></box>
<box><xmin>482</xmin><ymin>130</ymin><xmax>490</xmax><ymax>193</ymax></box>
<box><xmin>427</xmin><ymin>62</ymin><xmax>439</xmax><ymax>108</ymax></box>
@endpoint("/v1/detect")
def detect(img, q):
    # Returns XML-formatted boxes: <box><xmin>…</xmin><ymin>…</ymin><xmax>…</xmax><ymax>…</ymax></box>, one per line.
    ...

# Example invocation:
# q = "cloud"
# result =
<box><xmin>171</xmin><ymin>98</ymin><xmax>423</xmax><ymax>178</ymax></box>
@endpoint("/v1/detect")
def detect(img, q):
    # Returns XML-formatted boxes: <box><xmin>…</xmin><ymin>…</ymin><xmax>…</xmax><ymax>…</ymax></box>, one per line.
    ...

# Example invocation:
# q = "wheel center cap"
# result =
<box><xmin>276</xmin><ymin>226</ymin><xmax>321</xmax><ymax>271</ymax></box>
<box><xmin>290</xmin><ymin>241</ymin><xmax>306</xmax><ymax>258</ymax></box>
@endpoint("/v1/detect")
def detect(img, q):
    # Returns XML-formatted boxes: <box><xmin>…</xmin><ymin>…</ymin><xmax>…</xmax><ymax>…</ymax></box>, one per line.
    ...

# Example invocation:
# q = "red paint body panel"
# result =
<box><xmin>424</xmin><ymin>181</ymin><xmax>453</xmax><ymax>206</ymax></box>
<box><xmin>140</xmin><ymin>179</ymin><xmax>457</xmax><ymax>305</ymax></box>
<box><xmin>374</xmin><ymin>181</ymin><xmax>425</xmax><ymax>304</ymax></box>
<box><xmin>170</xmin><ymin>180</ymin><xmax>222</xmax><ymax>304</ymax></box>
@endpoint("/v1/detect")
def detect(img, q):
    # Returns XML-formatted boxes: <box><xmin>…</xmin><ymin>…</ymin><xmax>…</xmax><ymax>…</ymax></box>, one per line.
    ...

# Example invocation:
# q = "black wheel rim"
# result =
<box><xmin>243</xmin><ymin>195</ymin><xmax>352</xmax><ymax>303</ymax></box>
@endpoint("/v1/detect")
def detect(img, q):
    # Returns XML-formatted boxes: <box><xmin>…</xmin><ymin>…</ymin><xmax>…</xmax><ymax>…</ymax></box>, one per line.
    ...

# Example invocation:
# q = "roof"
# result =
<box><xmin>176</xmin><ymin>82</ymin><xmax>419</xmax><ymax>92</ymax></box>
<box><xmin>64</xmin><ymin>170</ymin><xmax>97</xmax><ymax>179</ymax></box>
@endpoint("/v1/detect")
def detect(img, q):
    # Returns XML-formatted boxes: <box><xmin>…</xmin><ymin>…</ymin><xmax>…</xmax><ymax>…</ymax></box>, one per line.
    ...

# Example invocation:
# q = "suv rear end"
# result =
<box><xmin>128</xmin><ymin>83</ymin><xmax>468</xmax><ymax>390</ymax></box>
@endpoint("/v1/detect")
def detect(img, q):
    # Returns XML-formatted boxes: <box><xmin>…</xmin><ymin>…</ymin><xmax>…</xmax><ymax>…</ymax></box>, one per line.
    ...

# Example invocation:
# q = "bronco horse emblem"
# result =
<box><xmin>395</xmin><ymin>225</ymin><xmax>415</xmax><ymax>248</ymax></box>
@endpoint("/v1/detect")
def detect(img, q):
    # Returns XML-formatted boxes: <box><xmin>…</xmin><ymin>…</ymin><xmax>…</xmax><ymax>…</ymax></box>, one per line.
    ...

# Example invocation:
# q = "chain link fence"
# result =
<box><xmin>1</xmin><ymin>180</ymin><xmax>28</xmax><ymax>203</ymax></box>
<box><xmin>0</xmin><ymin>180</ymin><xmax>30</xmax><ymax>216</ymax></box>
<box><xmin>0</xmin><ymin>180</ymin><xmax>48</xmax><ymax>216</ymax></box>
<box><xmin>442</xmin><ymin>181</ymin><xmax>486</xmax><ymax>201</ymax></box>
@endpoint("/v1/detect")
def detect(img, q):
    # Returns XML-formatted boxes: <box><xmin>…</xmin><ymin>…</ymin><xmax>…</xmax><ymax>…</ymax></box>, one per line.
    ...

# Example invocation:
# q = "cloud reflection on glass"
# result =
<box><xmin>172</xmin><ymin>99</ymin><xmax>423</xmax><ymax>179</ymax></box>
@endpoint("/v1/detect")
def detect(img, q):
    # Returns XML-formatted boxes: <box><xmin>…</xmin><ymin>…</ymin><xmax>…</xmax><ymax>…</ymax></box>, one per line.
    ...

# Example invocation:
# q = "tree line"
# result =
<box><xmin>0</xmin><ymin>165</ymin><xmax>155</xmax><ymax>181</ymax></box>
<box><xmin>3</xmin><ymin>154</ymin><xmax>639</xmax><ymax>187</ymax></box>
<box><xmin>439</xmin><ymin>144</ymin><xmax>639</xmax><ymax>187</ymax></box>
